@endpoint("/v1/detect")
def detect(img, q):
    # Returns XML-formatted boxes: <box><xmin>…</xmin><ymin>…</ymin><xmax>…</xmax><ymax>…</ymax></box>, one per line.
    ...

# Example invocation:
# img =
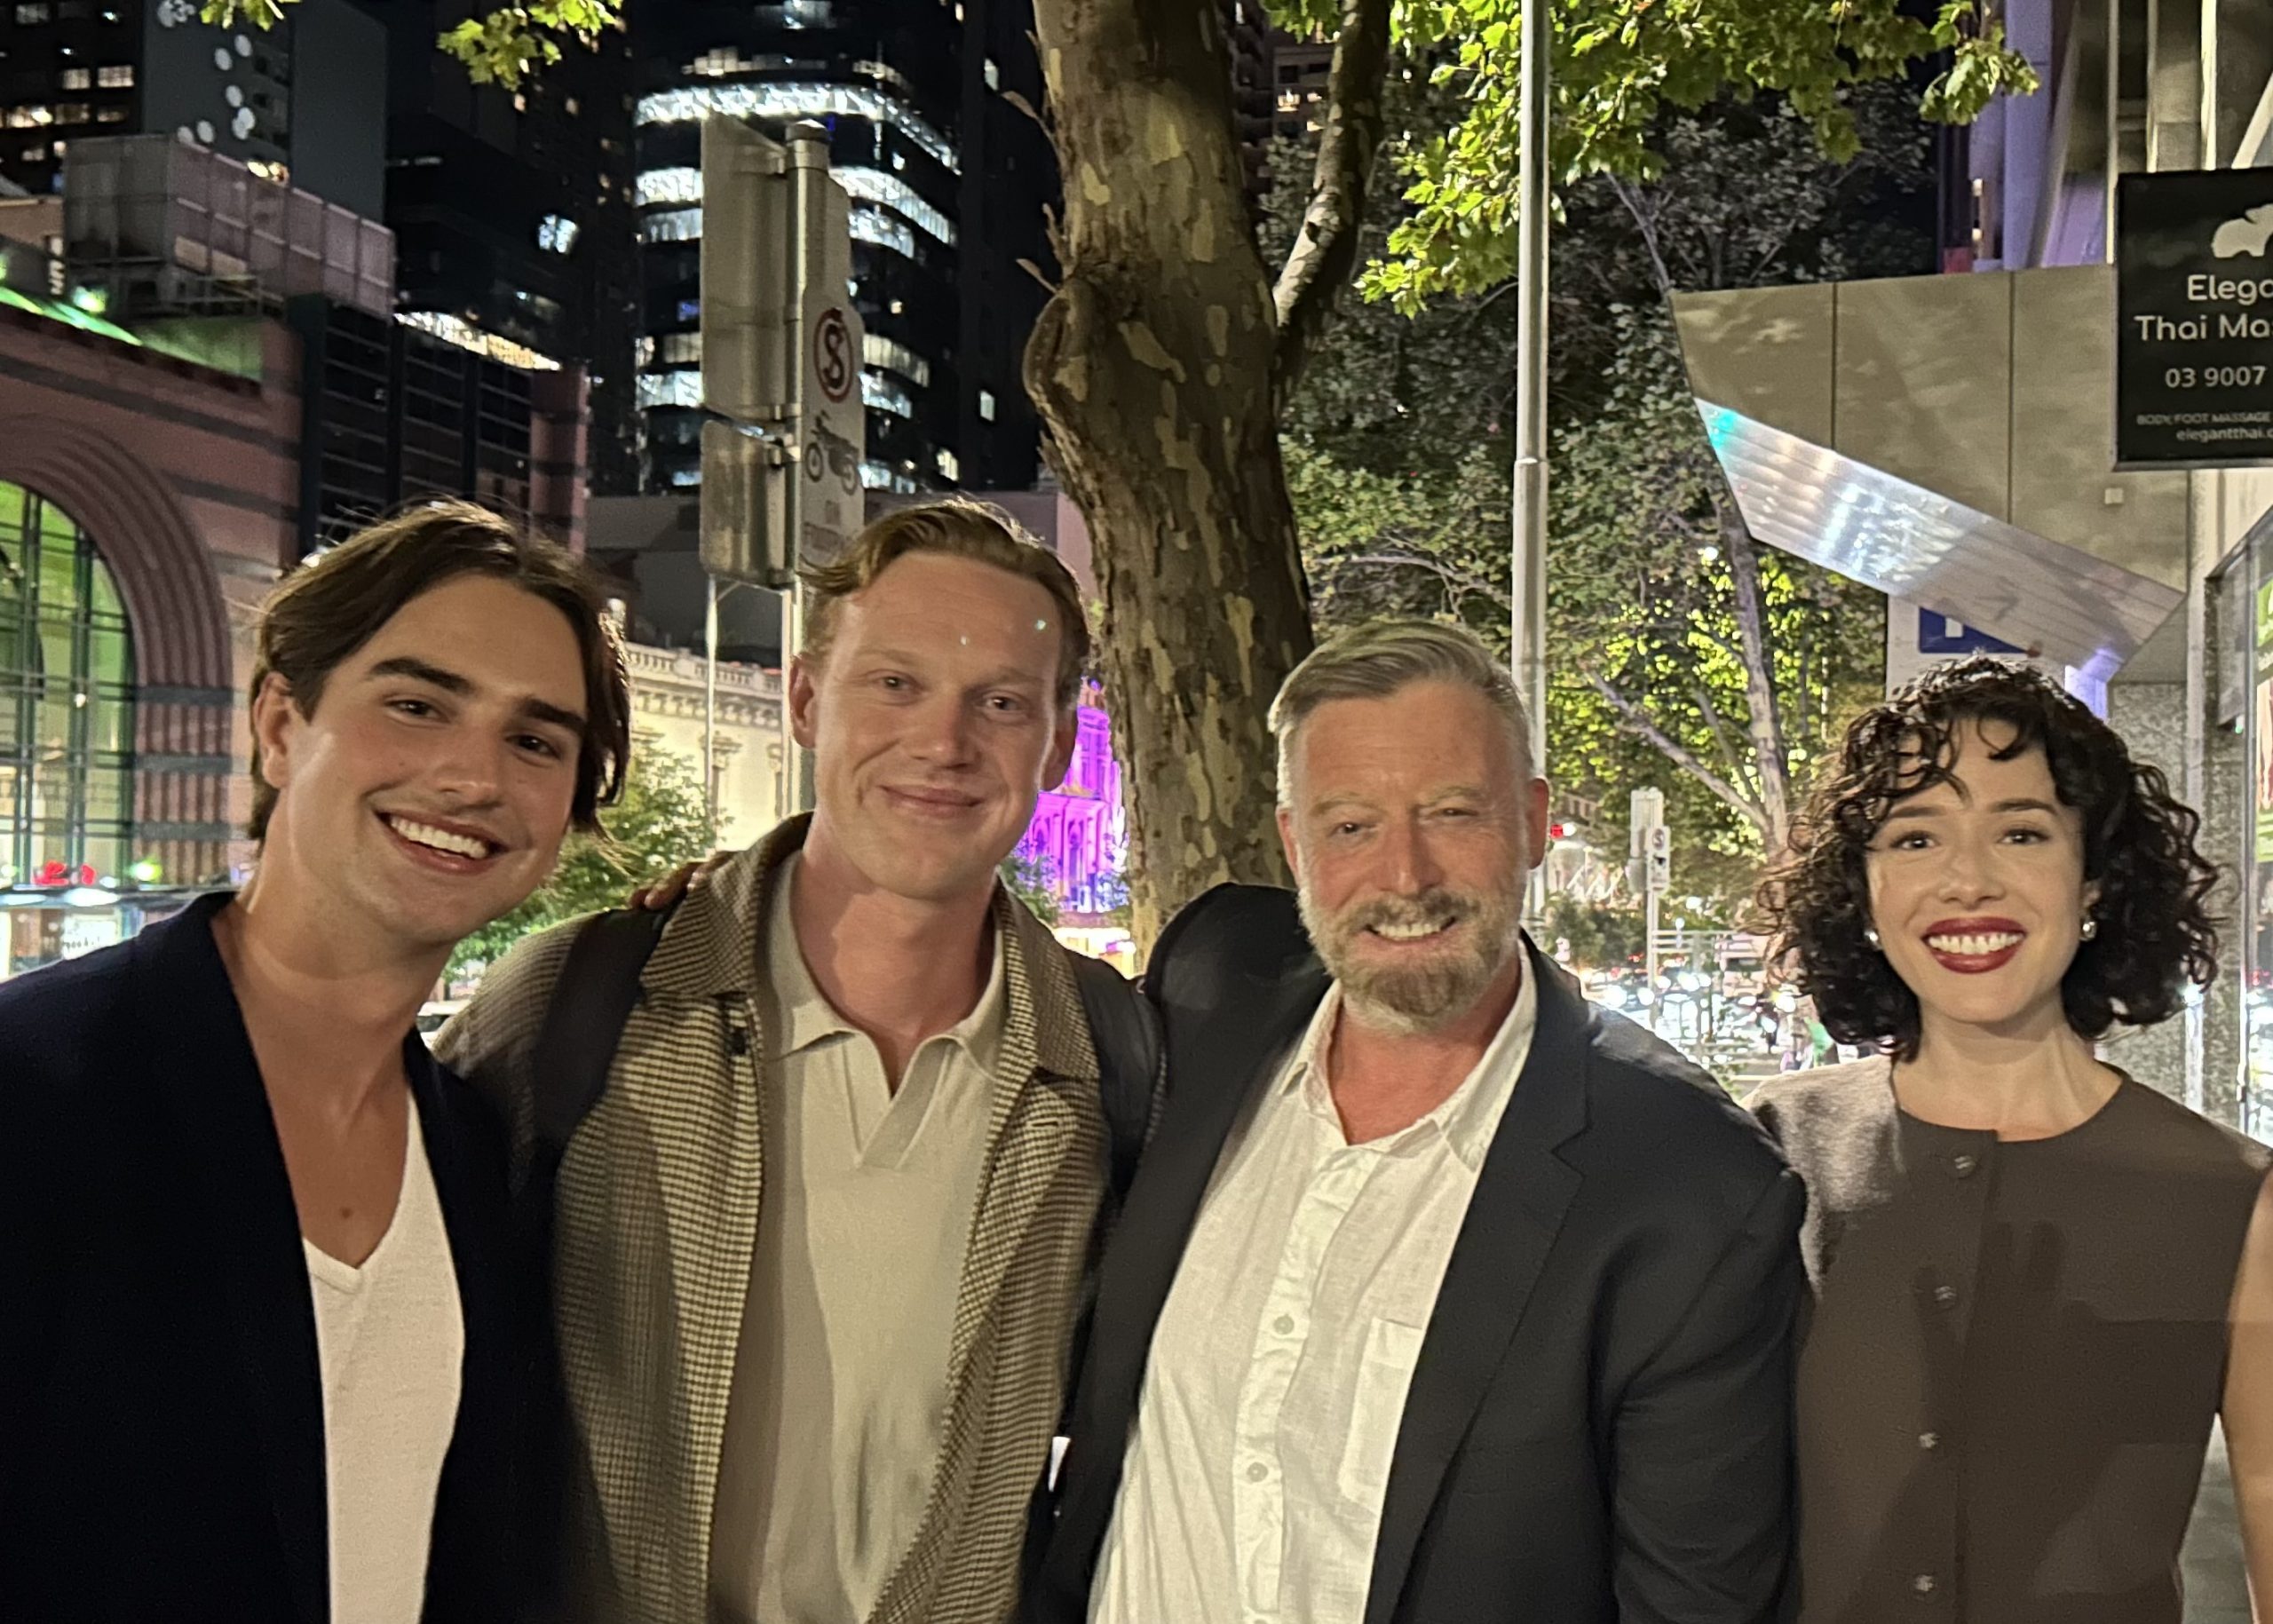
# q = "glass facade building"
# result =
<box><xmin>630</xmin><ymin>0</ymin><xmax>1053</xmax><ymax>496</ymax></box>
<box><xmin>2230</xmin><ymin>514</ymin><xmax>2273</xmax><ymax>1139</ymax></box>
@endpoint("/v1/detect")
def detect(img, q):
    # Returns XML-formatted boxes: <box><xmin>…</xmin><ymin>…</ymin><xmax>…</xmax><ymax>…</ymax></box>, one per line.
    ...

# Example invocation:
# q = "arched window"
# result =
<box><xmin>0</xmin><ymin>482</ymin><xmax>135</xmax><ymax>887</ymax></box>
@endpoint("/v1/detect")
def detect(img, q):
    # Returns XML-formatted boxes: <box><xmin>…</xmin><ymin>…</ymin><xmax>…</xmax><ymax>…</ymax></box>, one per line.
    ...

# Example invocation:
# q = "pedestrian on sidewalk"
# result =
<box><xmin>1749</xmin><ymin>654</ymin><xmax>2273</xmax><ymax>1623</ymax></box>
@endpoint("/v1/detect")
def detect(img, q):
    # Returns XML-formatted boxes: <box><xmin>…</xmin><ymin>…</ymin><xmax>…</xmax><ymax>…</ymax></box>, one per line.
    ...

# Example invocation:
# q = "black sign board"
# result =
<box><xmin>2116</xmin><ymin>168</ymin><xmax>2273</xmax><ymax>468</ymax></box>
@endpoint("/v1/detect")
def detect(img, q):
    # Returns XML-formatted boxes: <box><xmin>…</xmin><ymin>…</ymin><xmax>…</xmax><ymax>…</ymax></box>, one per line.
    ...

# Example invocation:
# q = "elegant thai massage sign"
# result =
<box><xmin>2117</xmin><ymin>167</ymin><xmax>2273</xmax><ymax>468</ymax></box>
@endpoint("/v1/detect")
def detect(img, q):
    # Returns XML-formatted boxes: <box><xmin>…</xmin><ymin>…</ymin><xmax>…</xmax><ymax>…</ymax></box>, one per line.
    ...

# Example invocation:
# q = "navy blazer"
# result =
<box><xmin>0</xmin><ymin>893</ymin><xmax>532</xmax><ymax>1624</ymax></box>
<box><xmin>1029</xmin><ymin>884</ymin><xmax>1806</xmax><ymax>1624</ymax></box>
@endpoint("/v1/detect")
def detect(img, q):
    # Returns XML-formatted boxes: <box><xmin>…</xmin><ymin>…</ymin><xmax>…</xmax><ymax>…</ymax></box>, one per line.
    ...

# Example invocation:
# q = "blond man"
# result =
<box><xmin>440</xmin><ymin>502</ymin><xmax>1152</xmax><ymax>1624</ymax></box>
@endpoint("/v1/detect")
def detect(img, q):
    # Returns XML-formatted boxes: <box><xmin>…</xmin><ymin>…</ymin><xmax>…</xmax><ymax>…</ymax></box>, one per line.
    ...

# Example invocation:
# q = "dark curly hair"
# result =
<box><xmin>1754</xmin><ymin>656</ymin><xmax>2218</xmax><ymax>1058</ymax></box>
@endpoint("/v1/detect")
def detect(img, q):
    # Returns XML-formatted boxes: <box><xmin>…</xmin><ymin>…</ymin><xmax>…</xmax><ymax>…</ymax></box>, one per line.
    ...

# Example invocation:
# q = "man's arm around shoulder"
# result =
<box><xmin>432</xmin><ymin>919</ymin><xmax>586</xmax><ymax>1186</ymax></box>
<box><xmin>1611</xmin><ymin>1153</ymin><xmax>1807</xmax><ymax>1623</ymax></box>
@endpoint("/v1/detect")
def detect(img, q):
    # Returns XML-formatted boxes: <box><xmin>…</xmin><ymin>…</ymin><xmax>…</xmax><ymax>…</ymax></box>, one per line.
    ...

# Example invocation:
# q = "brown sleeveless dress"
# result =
<box><xmin>1750</xmin><ymin>1058</ymin><xmax>2270</xmax><ymax>1624</ymax></box>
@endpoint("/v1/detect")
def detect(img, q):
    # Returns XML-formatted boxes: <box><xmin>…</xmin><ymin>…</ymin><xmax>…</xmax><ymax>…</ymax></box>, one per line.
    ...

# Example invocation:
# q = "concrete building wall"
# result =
<box><xmin>621</xmin><ymin>641</ymin><xmax>783</xmax><ymax>851</ymax></box>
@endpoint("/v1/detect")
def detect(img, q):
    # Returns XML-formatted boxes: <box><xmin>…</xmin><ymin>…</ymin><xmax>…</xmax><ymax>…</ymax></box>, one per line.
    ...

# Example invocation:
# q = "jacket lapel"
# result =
<box><xmin>1363</xmin><ymin>938</ymin><xmax>1591</xmax><ymax>1624</ymax></box>
<box><xmin>591</xmin><ymin>821</ymin><xmax>792</xmax><ymax>1591</ymax></box>
<box><xmin>1059</xmin><ymin>926</ymin><xmax>1327</xmax><ymax>1549</ymax></box>
<box><xmin>943</xmin><ymin>892</ymin><xmax>1097</xmax><ymax>1390</ymax></box>
<box><xmin>410</xmin><ymin>1037</ymin><xmax>515</xmax><ymax>1620</ymax></box>
<box><xmin>138</xmin><ymin>895</ymin><xmax>330</xmax><ymax>1624</ymax></box>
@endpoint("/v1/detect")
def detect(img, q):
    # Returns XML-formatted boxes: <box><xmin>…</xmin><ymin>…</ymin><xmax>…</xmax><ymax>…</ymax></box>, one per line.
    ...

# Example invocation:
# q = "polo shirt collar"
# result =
<box><xmin>764</xmin><ymin>851</ymin><xmax>1009</xmax><ymax>1073</ymax></box>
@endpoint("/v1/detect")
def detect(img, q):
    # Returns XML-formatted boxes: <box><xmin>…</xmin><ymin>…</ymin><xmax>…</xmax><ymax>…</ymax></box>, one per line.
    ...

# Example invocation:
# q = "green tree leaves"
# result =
<box><xmin>1335</xmin><ymin>0</ymin><xmax>2037</xmax><ymax>311</ymax></box>
<box><xmin>203</xmin><ymin>0</ymin><xmax>624</xmax><ymax>88</ymax></box>
<box><xmin>1275</xmin><ymin>91</ymin><xmax>1905</xmax><ymax>910</ymax></box>
<box><xmin>999</xmin><ymin>853</ymin><xmax>1061</xmax><ymax>927</ymax></box>
<box><xmin>447</xmin><ymin>743</ymin><xmax>716</xmax><ymax>978</ymax></box>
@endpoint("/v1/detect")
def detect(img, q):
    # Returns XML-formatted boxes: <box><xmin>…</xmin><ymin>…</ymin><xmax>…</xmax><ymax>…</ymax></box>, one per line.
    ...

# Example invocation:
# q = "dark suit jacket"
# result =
<box><xmin>1030</xmin><ymin>884</ymin><xmax>1807</xmax><ymax>1624</ymax></box>
<box><xmin>0</xmin><ymin>893</ymin><xmax>531</xmax><ymax>1624</ymax></box>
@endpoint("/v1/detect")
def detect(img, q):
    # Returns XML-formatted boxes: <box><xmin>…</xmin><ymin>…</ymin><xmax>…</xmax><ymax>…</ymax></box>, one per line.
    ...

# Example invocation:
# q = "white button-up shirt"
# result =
<box><xmin>1089</xmin><ymin>963</ymin><xmax>1540</xmax><ymax>1624</ymax></box>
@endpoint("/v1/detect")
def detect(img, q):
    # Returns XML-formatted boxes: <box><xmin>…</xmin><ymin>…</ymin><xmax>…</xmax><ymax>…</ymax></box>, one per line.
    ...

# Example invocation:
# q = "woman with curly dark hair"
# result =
<box><xmin>1749</xmin><ymin>655</ymin><xmax>2273</xmax><ymax>1624</ymax></box>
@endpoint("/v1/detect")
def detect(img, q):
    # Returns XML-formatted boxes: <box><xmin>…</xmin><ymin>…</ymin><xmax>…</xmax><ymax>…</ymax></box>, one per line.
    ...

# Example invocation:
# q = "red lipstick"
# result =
<box><xmin>1921</xmin><ymin>916</ymin><xmax>2027</xmax><ymax>975</ymax></box>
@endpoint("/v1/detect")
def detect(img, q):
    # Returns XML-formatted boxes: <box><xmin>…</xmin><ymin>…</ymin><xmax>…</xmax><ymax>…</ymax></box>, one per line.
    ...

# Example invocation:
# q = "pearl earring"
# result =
<box><xmin>1864</xmin><ymin>926</ymin><xmax>1881</xmax><ymax>949</ymax></box>
<box><xmin>2080</xmin><ymin>916</ymin><xmax>2099</xmax><ymax>942</ymax></box>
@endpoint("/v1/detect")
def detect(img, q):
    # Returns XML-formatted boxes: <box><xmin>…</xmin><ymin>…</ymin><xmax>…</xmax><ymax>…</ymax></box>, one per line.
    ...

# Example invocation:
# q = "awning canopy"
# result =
<box><xmin>1694</xmin><ymin>400</ymin><xmax>2179</xmax><ymax>682</ymax></box>
<box><xmin>1674</xmin><ymin>265</ymin><xmax>2188</xmax><ymax>679</ymax></box>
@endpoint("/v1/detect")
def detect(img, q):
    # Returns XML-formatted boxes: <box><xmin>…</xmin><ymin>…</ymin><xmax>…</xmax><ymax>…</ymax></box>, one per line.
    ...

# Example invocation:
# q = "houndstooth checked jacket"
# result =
<box><xmin>436</xmin><ymin>817</ymin><xmax>1109</xmax><ymax>1624</ymax></box>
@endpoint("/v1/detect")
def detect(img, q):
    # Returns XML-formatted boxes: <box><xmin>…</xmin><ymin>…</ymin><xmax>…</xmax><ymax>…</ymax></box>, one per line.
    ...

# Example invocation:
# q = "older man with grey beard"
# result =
<box><xmin>1025</xmin><ymin>619</ymin><xmax>1806</xmax><ymax>1624</ymax></box>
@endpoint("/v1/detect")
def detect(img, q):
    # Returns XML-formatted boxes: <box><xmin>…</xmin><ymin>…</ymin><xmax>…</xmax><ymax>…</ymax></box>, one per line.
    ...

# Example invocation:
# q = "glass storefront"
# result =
<box><xmin>0</xmin><ymin>479</ymin><xmax>136</xmax><ymax>889</ymax></box>
<box><xmin>2239</xmin><ymin>514</ymin><xmax>2273</xmax><ymax>1140</ymax></box>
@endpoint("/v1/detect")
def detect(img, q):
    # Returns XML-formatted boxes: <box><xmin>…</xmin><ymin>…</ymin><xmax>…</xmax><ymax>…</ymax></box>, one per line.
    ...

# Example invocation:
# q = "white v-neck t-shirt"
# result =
<box><xmin>303</xmin><ymin>1090</ymin><xmax>466</xmax><ymax>1624</ymax></box>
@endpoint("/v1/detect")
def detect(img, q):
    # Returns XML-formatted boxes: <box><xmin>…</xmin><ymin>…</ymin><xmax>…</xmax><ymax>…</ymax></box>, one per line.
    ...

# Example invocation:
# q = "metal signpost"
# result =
<box><xmin>2115</xmin><ymin>168</ymin><xmax>2273</xmax><ymax>470</ymax></box>
<box><xmin>1629</xmin><ymin>788</ymin><xmax>1669</xmax><ymax>1016</ymax></box>
<box><xmin>698</xmin><ymin>116</ymin><xmax>865</xmax><ymax>827</ymax></box>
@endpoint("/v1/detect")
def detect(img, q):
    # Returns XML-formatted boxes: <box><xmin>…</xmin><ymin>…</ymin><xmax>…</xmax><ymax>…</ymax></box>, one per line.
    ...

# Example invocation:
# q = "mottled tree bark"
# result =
<box><xmin>1028</xmin><ymin>0</ymin><xmax>1389</xmax><ymax>947</ymax></box>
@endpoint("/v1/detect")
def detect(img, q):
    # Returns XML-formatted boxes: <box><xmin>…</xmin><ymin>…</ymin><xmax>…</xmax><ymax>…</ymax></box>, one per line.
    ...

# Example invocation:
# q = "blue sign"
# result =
<box><xmin>1917</xmin><ymin>610</ymin><xmax>2022</xmax><ymax>656</ymax></box>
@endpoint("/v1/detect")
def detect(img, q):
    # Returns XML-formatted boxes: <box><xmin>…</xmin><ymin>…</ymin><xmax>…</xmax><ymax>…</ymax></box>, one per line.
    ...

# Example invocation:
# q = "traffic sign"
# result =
<box><xmin>698</xmin><ymin>118</ymin><xmax>866</xmax><ymax>583</ymax></box>
<box><xmin>792</xmin><ymin>146</ymin><xmax>863</xmax><ymax>574</ymax></box>
<box><xmin>700</xmin><ymin>421</ymin><xmax>794</xmax><ymax>585</ymax></box>
<box><xmin>1643</xmin><ymin>822</ymin><xmax>1672</xmax><ymax>893</ymax></box>
<box><xmin>813</xmin><ymin>306</ymin><xmax>856</xmax><ymax>403</ymax></box>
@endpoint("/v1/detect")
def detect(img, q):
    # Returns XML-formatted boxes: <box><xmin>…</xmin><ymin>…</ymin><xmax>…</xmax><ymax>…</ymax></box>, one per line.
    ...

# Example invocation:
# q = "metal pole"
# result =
<box><xmin>2183</xmin><ymin>5</ymin><xmax>2218</xmax><ymax>1113</ymax></box>
<box><xmin>1511</xmin><ymin>0</ymin><xmax>1552</xmax><ymax>920</ymax></box>
<box><xmin>777</xmin><ymin>582</ymin><xmax>801</xmax><ymax>824</ymax></box>
<box><xmin>1644</xmin><ymin>891</ymin><xmax>1660</xmax><ymax>1031</ymax></box>
<box><xmin>2104</xmin><ymin>0</ymin><xmax>2121</xmax><ymax>260</ymax></box>
<box><xmin>704</xmin><ymin>573</ymin><xmax>721</xmax><ymax>836</ymax></box>
<box><xmin>787</xmin><ymin>119</ymin><xmax>826</xmax><ymax>551</ymax></box>
<box><xmin>2200</xmin><ymin>0</ymin><xmax>2220</xmax><ymax>171</ymax></box>
<box><xmin>2184</xmin><ymin>477</ymin><xmax>2212</xmax><ymax>1111</ymax></box>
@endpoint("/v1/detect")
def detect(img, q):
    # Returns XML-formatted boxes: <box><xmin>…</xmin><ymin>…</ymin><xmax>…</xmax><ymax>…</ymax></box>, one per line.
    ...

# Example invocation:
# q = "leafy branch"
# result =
<box><xmin>1361</xmin><ymin>0</ymin><xmax>2037</xmax><ymax>311</ymax></box>
<box><xmin>202</xmin><ymin>0</ymin><xmax>624</xmax><ymax>87</ymax></box>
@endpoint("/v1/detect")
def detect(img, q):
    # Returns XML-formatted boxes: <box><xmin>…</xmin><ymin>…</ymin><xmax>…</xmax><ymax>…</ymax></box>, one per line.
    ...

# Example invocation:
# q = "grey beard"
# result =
<box><xmin>1299</xmin><ymin>881</ymin><xmax>1524</xmax><ymax>1037</ymax></box>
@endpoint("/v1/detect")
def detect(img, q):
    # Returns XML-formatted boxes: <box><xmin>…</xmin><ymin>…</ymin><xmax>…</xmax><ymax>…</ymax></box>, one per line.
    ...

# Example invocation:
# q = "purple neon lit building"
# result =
<box><xmin>1016</xmin><ymin>692</ymin><xmax>1126</xmax><ymax>918</ymax></box>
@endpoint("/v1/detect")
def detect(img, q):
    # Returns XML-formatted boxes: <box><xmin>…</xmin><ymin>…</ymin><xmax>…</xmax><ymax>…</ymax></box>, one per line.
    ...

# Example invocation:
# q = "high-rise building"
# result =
<box><xmin>0</xmin><ymin>2</ymin><xmax>644</xmax><ymax>495</ymax></box>
<box><xmin>53</xmin><ymin>131</ymin><xmax>589</xmax><ymax>552</ymax></box>
<box><xmin>629</xmin><ymin>0</ymin><xmax>1055</xmax><ymax>495</ymax></box>
<box><xmin>0</xmin><ymin>0</ymin><xmax>386</xmax><ymax>216</ymax></box>
<box><xmin>376</xmin><ymin>0</ymin><xmax>642</xmax><ymax>493</ymax></box>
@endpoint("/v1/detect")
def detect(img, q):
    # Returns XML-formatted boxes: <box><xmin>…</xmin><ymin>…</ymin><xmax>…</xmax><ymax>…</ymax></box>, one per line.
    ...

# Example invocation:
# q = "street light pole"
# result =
<box><xmin>1512</xmin><ymin>0</ymin><xmax>1552</xmax><ymax>916</ymax></box>
<box><xmin>703</xmin><ymin>573</ymin><xmax>722</xmax><ymax>836</ymax></box>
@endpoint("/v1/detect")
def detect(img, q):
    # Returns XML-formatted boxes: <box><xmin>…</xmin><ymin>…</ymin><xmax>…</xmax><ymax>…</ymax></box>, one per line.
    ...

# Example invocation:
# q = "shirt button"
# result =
<box><xmin>1951</xmin><ymin>1153</ymin><xmax>1978</xmax><ymax>1177</ymax></box>
<box><xmin>1933</xmin><ymin>1284</ymin><xmax>1960</xmax><ymax>1309</ymax></box>
<box><xmin>1246</xmin><ymin>1462</ymin><xmax>1270</xmax><ymax>1483</ymax></box>
<box><xmin>1274</xmin><ymin>1314</ymin><xmax>1295</xmax><ymax>1335</ymax></box>
<box><xmin>1913</xmin><ymin>1574</ymin><xmax>1937</xmax><ymax>1597</ymax></box>
<box><xmin>1918</xmin><ymin>1431</ymin><xmax>1940</xmax><ymax>1451</ymax></box>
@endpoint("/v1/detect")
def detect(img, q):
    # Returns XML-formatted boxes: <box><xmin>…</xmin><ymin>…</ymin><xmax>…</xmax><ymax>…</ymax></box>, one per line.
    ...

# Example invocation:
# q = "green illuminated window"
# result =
<box><xmin>0</xmin><ymin>481</ymin><xmax>135</xmax><ymax>885</ymax></box>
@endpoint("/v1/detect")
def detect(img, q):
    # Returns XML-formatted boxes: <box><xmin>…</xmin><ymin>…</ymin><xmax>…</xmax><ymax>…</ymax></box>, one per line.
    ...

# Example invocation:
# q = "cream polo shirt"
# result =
<box><xmin>709</xmin><ymin>852</ymin><xmax>1010</xmax><ymax>1624</ymax></box>
<box><xmin>1089</xmin><ymin>962</ymin><xmax>1539</xmax><ymax>1624</ymax></box>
